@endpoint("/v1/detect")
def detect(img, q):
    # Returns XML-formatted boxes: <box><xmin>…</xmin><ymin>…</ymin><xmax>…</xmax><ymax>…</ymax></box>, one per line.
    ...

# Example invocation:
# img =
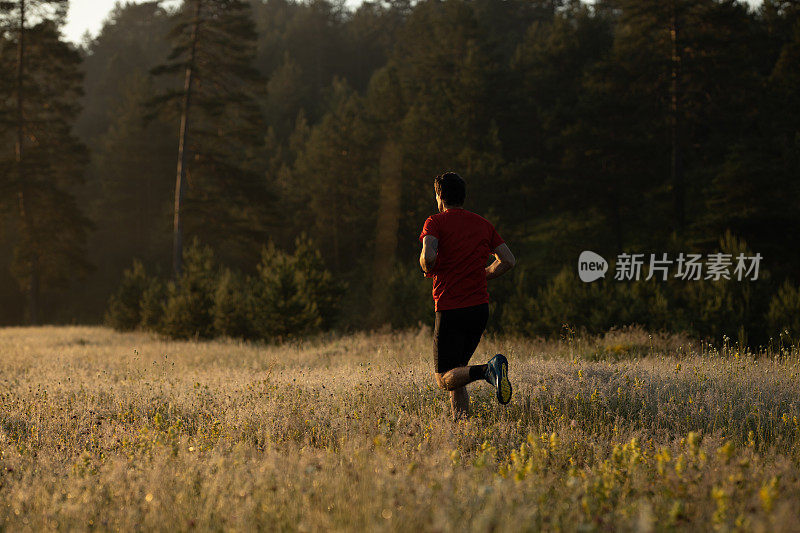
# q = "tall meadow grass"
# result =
<box><xmin>1</xmin><ymin>326</ymin><xmax>800</xmax><ymax>531</ymax></box>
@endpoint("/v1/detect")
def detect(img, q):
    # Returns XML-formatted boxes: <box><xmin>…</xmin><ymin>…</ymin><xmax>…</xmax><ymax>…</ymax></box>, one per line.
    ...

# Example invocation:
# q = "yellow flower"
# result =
<box><xmin>675</xmin><ymin>454</ymin><xmax>685</xmax><ymax>476</ymax></box>
<box><xmin>716</xmin><ymin>441</ymin><xmax>734</xmax><ymax>463</ymax></box>
<box><xmin>759</xmin><ymin>476</ymin><xmax>779</xmax><ymax>513</ymax></box>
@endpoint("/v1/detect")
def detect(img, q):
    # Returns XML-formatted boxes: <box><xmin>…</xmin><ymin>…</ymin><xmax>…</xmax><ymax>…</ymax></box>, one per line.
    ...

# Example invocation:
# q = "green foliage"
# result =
<box><xmin>139</xmin><ymin>277</ymin><xmax>167</xmax><ymax>331</ymax></box>
<box><xmin>104</xmin><ymin>260</ymin><xmax>149</xmax><ymax>331</ymax></box>
<box><xmin>161</xmin><ymin>241</ymin><xmax>218</xmax><ymax>339</ymax></box>
<box><xmin>386</xmin><ymin>263</ymin><xmax>431</xmax><ymax>330</ymax></box>
<box><xmin>292</xmin><ymin>235</ymin><xmax>346</xmax><ymax>331</ymax></box>
<box><xmin>767</xmin><ymin>282</ymin><xmax>800</xmax><ymax>341</ymax></box>
<box><xmin>3</xmin><ymin>0</ymin><xmax>799</xmax><ymax>343</ymax></box>
<box><xmin>290</xmin><ymin>81</ymin><xmax>379</xmax><ymax>269</ymax></box>
<box><xmin>0</xmin><ymin>14</ymin><xmax>91</xmax><ymax>323</ymax></box>
<box><xmin>149</xmin><ymin>0</ymin><xmax>273</xmax><ymax>260</ymax></box>
<box><xmin>250</xmin><ymin>244</ymin><xmax>320</xmax><ymax>341</ymax></box>
<box><xmin>504</xmin><ymin>267</ymin><xmax>583</xmax><ymax>337</ymax></box>
<box><xmin>504</xmin><ymin>267</ymin><xmax>672</xmax><ymax>338</ymax></box>
<box><xmin>676</xmin><ymin>232</ymin><xmax>767</xmax><ymax>342</ymax></box>
<box><xmin>502</xmin><ymin>232</ymin><xmax>775</xmax><ymax>345</ymax></box>
<box><xmin>213</xmin><ymin>268</ymin><xmax>253</xmax><ymax>339</ymax></box>
<box><xmin>106</xmin><ymin>238</ymin><xmax>341</xmax><ymax>342</ymax></box>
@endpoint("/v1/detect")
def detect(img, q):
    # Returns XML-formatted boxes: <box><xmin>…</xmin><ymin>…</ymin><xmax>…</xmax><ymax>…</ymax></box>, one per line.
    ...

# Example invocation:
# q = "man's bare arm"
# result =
<box><xmin>420</xmin><ymin>235</ymin><xmax>438</xmax><ymax>274</ymax></box>
<box><xmin>486</xmin><ymin>243</ymin><xmax>516</xmax><ymax>280</ymax></box>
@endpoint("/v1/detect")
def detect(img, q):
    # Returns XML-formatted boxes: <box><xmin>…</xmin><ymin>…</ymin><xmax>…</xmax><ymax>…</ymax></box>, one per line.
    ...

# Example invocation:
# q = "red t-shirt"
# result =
<box><xmin>418</xmin><ymin>208</ymin><xmax>504</xmax><ymax>311</ymax></box>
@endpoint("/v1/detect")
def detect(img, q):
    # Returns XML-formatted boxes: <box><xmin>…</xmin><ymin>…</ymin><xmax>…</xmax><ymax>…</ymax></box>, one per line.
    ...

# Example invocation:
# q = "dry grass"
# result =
<box><xmin>2</xmin><ymin>325</ymin><xmax>800</xmax><ymax>531</ymax></box>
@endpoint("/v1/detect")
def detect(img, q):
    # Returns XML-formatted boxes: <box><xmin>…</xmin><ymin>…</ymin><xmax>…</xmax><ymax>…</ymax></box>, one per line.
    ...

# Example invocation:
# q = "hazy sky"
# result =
<box><xmin>63</xmin><ymin>0</ymin><xmax>358</xmax><ymax>43</ymax></box>
<box><xmin>63</xmin><ymin>0</ymin><xmax>177</xmax><ymax>43</ymax></box>
<box><xmin>62</xmin><ymin>0</ymin><xmax>765</xmax><ymax>44</ymax></box>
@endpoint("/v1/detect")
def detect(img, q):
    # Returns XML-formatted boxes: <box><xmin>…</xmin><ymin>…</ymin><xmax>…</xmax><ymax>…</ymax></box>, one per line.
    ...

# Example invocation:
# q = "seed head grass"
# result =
<box><xmin>1</xmin><ymin>325</ymin><xmax>800</xmax><ymax>531</ymax></box>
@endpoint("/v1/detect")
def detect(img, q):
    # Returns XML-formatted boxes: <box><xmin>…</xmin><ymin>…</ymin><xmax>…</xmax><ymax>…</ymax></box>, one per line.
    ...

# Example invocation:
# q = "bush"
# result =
<box><xmin>767</xmin><ymin>281</ymin><xmax>800</xmax><ymax>341</ymax></box>
<box><xmin>674</xmin><ymin>231</ymin><xmax>768</xmax><ymax>343</ymax></box>
<box><xmin>386</xmin><ymin>262</ymin><xmax>432</xmax><ymax>329</ymax></box>
<box><xmin>139</xmin><ymin>276</ymin><xmax>166</xmax><ymax>331</ymax></box>
<box><xmin>250</xmin><ymin>243</ymin><xmax>320</xmax><ymax>340</ymax></box>
<box><xmin>502</xmin><ymin>267</ymin><xmax>547</xmax><ymax>337</ymax></box>
<box><xmin>532</xmin><ymin>267</ymin><xmax>608</xmax><ymax>335</ymax></box>
<box><xmin>293</xmin><ymin>235</ymin><xmax>345</xmax><ymax>330</ymax></box>
<box><xmin>503</xmin><ymin>266</ymin><xmax>672</xmax><ymax>337</ymax></box>
<box><xmin>104</xmin><ymin>237</ymin><xmax>341</xmax><ymax>341</ymax></box>
<box><xmin>105</xmin><ymin>260</ymin><xmax>148</xmax><ymax>331</ymax></box>
<box><xmin>213</xmin><ymin>268</ymin><xmax>253</xmax><ymax>339</ymax></box>
<box><xmin>161</xmin><ymin>240</ymin><xmax>218</xmax><ymax>339</ymax></box>
<box><xmin>614</xmin><ymin>279</ymin><xmax>671</xmax><ymax>332</ymax></box>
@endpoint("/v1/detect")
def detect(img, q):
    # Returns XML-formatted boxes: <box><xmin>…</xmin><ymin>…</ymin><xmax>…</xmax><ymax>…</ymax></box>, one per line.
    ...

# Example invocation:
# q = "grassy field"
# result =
<box><xmin>2</xmin><ymin>326</ymin><xmax>800</xmax><ymax>531</ymax></box>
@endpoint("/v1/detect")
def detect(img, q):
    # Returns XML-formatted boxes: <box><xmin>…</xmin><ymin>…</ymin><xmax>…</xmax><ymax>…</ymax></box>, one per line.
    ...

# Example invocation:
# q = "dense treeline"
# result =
<box><xmin>1</xmin><ymin>0</ymin><xmax>799</xmax><ymax>344</ymax></box>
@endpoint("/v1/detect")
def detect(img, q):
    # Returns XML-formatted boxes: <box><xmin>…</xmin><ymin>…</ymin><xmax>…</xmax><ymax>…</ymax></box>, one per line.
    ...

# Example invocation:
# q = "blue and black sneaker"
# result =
<box><xmin>485</xmin><ymin>354</ymin><xmax>512</xmax><ymax>405</ymax></box>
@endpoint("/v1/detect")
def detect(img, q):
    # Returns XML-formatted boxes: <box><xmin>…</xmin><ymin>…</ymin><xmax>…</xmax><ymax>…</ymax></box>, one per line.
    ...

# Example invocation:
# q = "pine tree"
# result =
<box><xmin>597</xmin><ymin>0</ymin><xmax>758</xmax><ymax>242</ymax></box>
<box><xmin>77</xmin><ymin>1</ymin><xmax>173</xmax><ymax>142</ymax></box>
<box><xmin>364</xmin><ymin>65</ymin><xmax>404</xmax><ymax>326</ymax></box>
<box><xmin>250</xmin><ymin>243</ymin><xmax>320</xmax><ymax>341</ymax></box>
<box><xmin>74</xmin><ymin>2</ymin><xmax>179</xmax><ymax>318</ymax></box>
<box><xmin>89</xmin><ymin>72</ymin><xmax>174</xmax><ymax>289</ymax></box>
<box><xmin>507</xmin><ymin>2</ymin><xmax>614</xmax><ymax>278</ymax></box>
<box><xmin>105</xmin><ymin>259</ymin><xmax>149</xmax><ymax>331</ymax></box>
<box><xmin>291</xmin><ymin>79</ymin><xmax>378</xmax><ymax>272</ymax></box>
<box><xmin>150</xmin><ymin>0</ymin><xmax>272</xmax><ymax>278</ymax></box>
<box><xmin>702</xmin><ymin>2</ymin><xmax>800</xmax><ymax>282</ymax></box>
<box><xmin>0</xmin><ymin>1</ymin><xmax>91</xmax><ymax>323</ymax></box>
<box><xmin>212</xmin><ymin>267</ymin><xmax>252</xmax><ymax>338</ymax></box>
<box><xmin>161</xmin><ymin>238</ymin><xmax>218</xmax><ymax>338</ymax></box>
<box><xmin>389</xmin><ymin>0</ymin><xmax>506</xmax><ymax>228</ymax></box>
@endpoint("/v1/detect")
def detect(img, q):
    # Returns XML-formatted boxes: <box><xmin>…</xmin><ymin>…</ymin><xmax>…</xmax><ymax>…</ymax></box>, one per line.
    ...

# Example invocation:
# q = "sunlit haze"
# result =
<box><xmin>62</xmin><ymin>0</ymin><xmax>362</xmax><ymax>44</ymax></box>
<box><xmin>62</xmin><ymin>0</ymin><xmax>766</xmax><ymax>44</ymax></box>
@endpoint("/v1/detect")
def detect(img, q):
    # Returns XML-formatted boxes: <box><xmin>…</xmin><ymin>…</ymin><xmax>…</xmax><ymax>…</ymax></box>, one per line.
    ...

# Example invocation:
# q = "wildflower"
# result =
<box><xmin>716</xmin><ymin>441</ymin><xmax>734</xmax><ymax>463</ymax></box>
<box><xmin>759</xmin><ymin>476</ymin><xmax>779</xmax><ymax>513</ymax></box>
<box><xmin>711</xmin><ymin>486</ymin><xmax>728</xmax><ymax>525</ymax></box>
<box><xmin>675</xmin><ymin>454</ymin><xmax>686</xmax><ymax>476</ymax></box>
<box><xmin>686</xmin><ymin>431</ymin><xmax>702</xmax><ymax>454</ymax></box>
<box><xmin>669</xmin><ymin>501</ymin><xmax>684</xmax><ymax>524</ymax></box>
<box><xmin>655</xmin><ymin>447</ymin><xmax>671</xmax><ymax>475</ymax></box>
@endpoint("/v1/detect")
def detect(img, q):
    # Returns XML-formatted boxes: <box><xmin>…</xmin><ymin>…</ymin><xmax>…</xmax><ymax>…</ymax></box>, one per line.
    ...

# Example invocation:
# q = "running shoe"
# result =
<box><xmin>487</xmin><ymin>354</ymin><xmax>512</xmax><ymax>404</ymax></box>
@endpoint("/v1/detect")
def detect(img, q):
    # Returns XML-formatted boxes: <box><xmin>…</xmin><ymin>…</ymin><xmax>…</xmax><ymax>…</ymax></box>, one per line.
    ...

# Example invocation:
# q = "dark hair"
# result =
<box><xmin>434</xmin><ymin>172</ymin><xmax>466</xmax><ymax>206</ymax></box>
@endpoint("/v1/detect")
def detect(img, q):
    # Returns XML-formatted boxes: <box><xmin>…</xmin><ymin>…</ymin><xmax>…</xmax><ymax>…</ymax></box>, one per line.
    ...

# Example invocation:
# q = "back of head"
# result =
<box><xmin>434</xmin><ymin>172</ymin><xmax>466</xmax><ymax>206</ymax></box>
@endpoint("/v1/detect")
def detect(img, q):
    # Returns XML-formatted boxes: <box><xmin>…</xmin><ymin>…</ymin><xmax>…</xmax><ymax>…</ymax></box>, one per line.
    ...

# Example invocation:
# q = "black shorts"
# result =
<box><xmin>433</xmin><ymin>303</ymin><xmax>489</xmax><ymax>373</ymax></box>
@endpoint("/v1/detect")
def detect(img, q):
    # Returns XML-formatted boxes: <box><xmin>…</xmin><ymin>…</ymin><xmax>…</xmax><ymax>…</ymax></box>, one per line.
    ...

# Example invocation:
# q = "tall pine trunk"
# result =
<box><xmin>670</xmin><ymin>1</ymin><xmax>684</xmax><ymax>236</ymax></box>
<box><xmin>173</xmin><ymin>0</ymin><xmax>202</xmax><ymax>279</ymax></box>
<box><xmin>15</xmin><ymin>0</ymin><xmax>39</xmax><ymax>324</ymax></box>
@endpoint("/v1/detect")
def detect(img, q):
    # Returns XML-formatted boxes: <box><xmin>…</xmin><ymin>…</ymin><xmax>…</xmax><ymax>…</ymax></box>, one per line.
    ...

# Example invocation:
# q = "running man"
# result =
<box><xmin>418</xmin><ymin>172</ymin><xmax>516</xmax><ymax>419</ymax></box>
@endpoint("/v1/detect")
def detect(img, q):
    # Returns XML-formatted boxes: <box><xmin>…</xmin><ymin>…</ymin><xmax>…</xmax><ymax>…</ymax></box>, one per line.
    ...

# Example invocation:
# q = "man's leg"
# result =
<box><xmin>434</xmin><ymin>306</ymin><xmax>493</xmax><ymax>420</ymax></box>
<box><xmin>435</xmin><ymin>365</ymin><xmax>489</xmax><ymax>419</ymax></box>
<box><xmin>451</xmin><ymin>387</ymin><xmax>469</xmax><ymax>420</ymax></box>
<box><xmin>435</xmin><ymin>365</ymin><xmax>488</xmax><ymax>390</ymax></box>
<box><xmin>463</xmin><ymin>307</ymin><xmax>512</xmax><ymax>405</ymax></box>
